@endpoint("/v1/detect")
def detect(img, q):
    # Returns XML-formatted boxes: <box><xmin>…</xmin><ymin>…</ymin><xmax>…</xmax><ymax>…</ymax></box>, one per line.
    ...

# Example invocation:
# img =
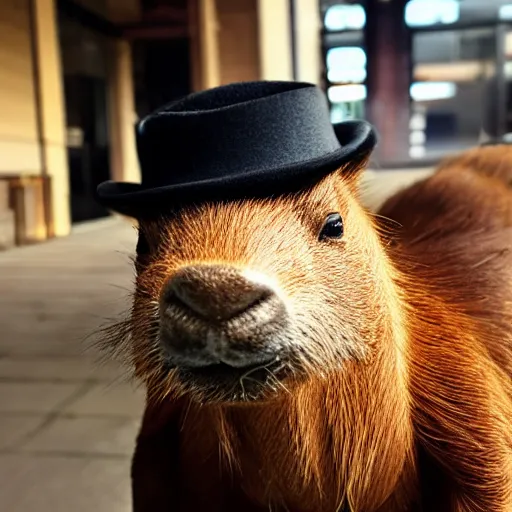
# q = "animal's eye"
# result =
<box><xmin>318</xmin><ymin>213</ymin><xmax>344</xmax><ymax>241</ymax></box>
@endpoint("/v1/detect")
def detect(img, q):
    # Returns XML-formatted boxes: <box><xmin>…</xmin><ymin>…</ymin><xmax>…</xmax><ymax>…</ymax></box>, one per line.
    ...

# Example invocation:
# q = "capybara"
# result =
<box><xmin>96</xmin><ymin>141</ymin><xmax>512</xmax><ymax>512</ymax></box>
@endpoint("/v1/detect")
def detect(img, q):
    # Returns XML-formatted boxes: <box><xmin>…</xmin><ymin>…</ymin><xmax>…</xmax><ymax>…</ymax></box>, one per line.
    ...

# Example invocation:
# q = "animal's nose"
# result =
<box><xmin>162</xmin><ymin>265</ymin><xmax>273</xmax><ymax>321</ymax></box>
<box><xmin>159</xmin><ymin>265</ymin><xmax>287</xmax><ymax>370</ymax></box>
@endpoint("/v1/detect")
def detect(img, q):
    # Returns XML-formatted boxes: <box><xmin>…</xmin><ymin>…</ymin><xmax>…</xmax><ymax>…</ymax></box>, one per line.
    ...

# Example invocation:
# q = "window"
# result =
<box><xmin>326</xmin><ymin>46</ymin><xmax>366</xmax><ymax>84</ymax></box>
<box><xmin>324</xmin><ymin>4</ymin><xmax>366</xmax><ymax>31</ymax></box>
<box><xmin>328</xmin><ymin>84</ymin><xmax>366</xmax><ymax>123</ymax></box>
<box><xmin>499</xmin><ymin>4</ymin><xmax>512</xmax><ymax>20</ymax></box>
<box><xmin>322</xmin><ymin>3</ymin><xmax>367</xmax><ymax>123</ymax></box>
<box><xmin>409</xmin><ymin>28</ymin><xmax>497</xmax><ymax>159</ymax></box>
<box><xmin>328</xmin><ymin>84</ymin><xmax>367</xmax><ymax>103</ymax></box>
<box><xmin>405</xmin><ymin>0</ymin><xmax>460</xmax><ymax>28</ymax></box>
<box><xmin>410</xmin><ymin>82</ymin><xmax>457</xmax><ymax>102</ymax></box>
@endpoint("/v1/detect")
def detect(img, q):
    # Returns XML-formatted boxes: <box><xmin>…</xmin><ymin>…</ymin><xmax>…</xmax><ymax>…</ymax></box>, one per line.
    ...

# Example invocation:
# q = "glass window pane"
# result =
<box><xmin>328</xmin><ymin>85</ymin><xmax>366</xmax><ymax>122</ymax></box>
<box><xmin>461</xmin><ymin>0</ymin><xmax>512</xmax><ymax>23</ymax></box>
<box><xmin>406</xmin><ymin>0</ymin><xmax>512</xmax><ymax>26</ymax></box>
<box><xmin>405</xmin><ymin>0</ymin><xmax>460</xmax><ymax>28</ymax></box>
<box><xmin>326</xmin><ymin>46</ymin><xmax>366</xmax><ymax>84</ymax></box>
<box><xmin>500</xmin><ymin>5</ymin><xmax>512</xmax><ymax>20</ymax></box>
<box><xmin>325</xmin><ymin>4</ymin><xmax>366</xmax><ymax>31</ymax></box>
<box><xmin>410</xmin><ymin>28</ymin><xmax>497</xmax><ymax>160</ymax></box>
<box><xmin>410</xmin><ymin>82</ymin><xmax>457</xmax><ymax>102</ymax></box>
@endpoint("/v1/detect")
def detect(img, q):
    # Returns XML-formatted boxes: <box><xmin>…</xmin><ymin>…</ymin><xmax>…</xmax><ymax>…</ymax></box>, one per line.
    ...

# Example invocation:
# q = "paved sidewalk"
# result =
<box><xmin>0</xmin><ymin>217</ymin><xmax>142</xmax><ymax>512</ymax></box>
<box><xmin>0</xmin><ymin>169</ymin><xmax>433</xmax><ymax>511</ymax></box>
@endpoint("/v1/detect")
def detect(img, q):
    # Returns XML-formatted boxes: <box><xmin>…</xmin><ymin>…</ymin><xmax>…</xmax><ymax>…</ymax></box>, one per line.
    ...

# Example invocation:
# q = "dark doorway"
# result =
<box><xmin>57</xmin><ymin>8</ymin><xmax>112</xmax><ymax>223</ymax></box>
<box><xmin>134</xmin><ymin>37</ymin><xmax>192</xmax><ymax>118</ymax></box>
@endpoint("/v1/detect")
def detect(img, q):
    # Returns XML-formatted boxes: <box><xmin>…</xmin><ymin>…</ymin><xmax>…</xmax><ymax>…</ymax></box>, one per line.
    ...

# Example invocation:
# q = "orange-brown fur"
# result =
<box><xmin>100</xmin><ymin>147</ymin><xmax>512</xmax><ymax>511</ymax></box>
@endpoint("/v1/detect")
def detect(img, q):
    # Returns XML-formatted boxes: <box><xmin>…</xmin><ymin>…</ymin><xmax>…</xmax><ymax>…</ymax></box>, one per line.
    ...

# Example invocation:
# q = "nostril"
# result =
<box><xmin>162</xmin><ymin>265</ymin><xmax>273</xmax><ymax>321</ymax></box>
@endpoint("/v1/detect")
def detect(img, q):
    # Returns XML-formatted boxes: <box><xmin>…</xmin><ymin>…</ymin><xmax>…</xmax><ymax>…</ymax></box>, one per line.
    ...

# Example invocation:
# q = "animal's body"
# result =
<box><xmin>102</xmin><ymin>143</ymin><xmax>512</xmax><ymax>511</ymax></box>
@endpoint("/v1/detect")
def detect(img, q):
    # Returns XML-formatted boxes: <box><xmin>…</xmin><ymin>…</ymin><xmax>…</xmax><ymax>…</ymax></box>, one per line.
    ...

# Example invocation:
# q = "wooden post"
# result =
<box><xmin>30</xmin><ymin>0</ymin><xmax>71</xmax><ymax>237</ymax></box>
<box><xmin>256</xmin><ymin>0</ymin><xmax>293</xmax><ymax>81</ymax></box>
<box><xmin>108</xmin><ymin>39</ymin><xmax>141</xmax><ymax>184</ymax></box>
<box><xmin>189</xmin><ymin>0</ymin><xmax>221</xmax><ymax>90</ymax></box>
<box><xmin>293</xmin><ymin>0</ymin><xmax>321</xmax><ymax>85</ymax></box>
<box><xmin>188</xmin><ymin>0</ymin><xmax>202</xmax><ymax>91</ymax></box>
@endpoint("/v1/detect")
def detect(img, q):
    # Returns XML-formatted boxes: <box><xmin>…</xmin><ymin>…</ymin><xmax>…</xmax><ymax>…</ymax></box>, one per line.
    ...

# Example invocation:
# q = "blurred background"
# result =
<box><xmin>0</xmin><ymin>0</ymin><xmax>510</xmax><ymax>510</ymax></box>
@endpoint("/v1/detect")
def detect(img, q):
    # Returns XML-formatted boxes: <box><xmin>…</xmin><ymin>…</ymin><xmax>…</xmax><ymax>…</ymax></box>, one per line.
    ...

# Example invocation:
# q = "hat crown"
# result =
<box><xmin>96</xmin><ymin>80</ymin><xmax>377</xmax><ymax>217</ymax></box>
<box><xmin>144</xmin><ymin>80</ymin><xmax>310</xmax><ymax>115</ymax></box>
<box><xmin>136</xmin><ymin>81</ymin><xmax>341</xmax><ymax>188</ymax></box>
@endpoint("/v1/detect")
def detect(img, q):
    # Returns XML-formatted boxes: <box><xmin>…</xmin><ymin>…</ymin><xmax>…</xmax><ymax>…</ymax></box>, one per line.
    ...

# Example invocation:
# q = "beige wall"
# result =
<box><xmin>217</xmin><ymin>0</ymin><xmax>260</xmax><ymax>85</ymax></box>
<box><xmin>0</xmin><ymin>0</ymin><xmax>41</xmax><ymax>174</ymax></box>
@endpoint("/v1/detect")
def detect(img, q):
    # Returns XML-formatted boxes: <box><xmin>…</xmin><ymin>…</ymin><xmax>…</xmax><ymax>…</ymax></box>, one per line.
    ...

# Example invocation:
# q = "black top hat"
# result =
<box><xmin>96</xmin><ymin>80</ymin><xmax>377</xmax><ymax>217</ymax></box>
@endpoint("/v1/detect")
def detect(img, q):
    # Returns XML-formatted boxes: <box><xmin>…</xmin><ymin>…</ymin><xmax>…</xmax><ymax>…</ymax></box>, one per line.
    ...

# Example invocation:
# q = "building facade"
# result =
<box><xmin>2</xmin><ymin>0</ymin><xmax>511</xmax><ymax>251</ymax></box>
<box><xmin>321</xmin><ymin>0</ymin><xmax>512</xmax><ymax>167</ymax></box>
<box><xmin>0</xmin><ymin>0</ymin><xmax>321</xmax><ymax>250</ymax></box>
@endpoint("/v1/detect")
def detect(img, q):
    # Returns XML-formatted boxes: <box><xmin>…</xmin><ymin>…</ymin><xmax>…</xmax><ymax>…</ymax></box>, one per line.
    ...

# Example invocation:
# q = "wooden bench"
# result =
<box><xmin>0</xmin><ymin>174</ymin><xmax>53</xmax><ymax>247</ymax></box>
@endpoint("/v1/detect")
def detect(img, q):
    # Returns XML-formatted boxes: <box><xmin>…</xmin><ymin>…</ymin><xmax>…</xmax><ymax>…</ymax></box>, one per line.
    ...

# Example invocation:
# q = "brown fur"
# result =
<box><xmin>99</xmin><ymin>147</ymin><xmax>512</xmax><ymax>511</ymax></box>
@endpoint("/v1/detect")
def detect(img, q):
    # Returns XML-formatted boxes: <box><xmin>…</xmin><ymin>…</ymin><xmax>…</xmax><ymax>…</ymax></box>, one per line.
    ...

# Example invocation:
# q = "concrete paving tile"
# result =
<box><xmin>0</xmin><ymin>454</ymin><xmax>131</xmax><ymax>512</ymax></box>
<box><xmin>64</xmin><ymin>382</ymin><xmax>145</xmax><ymax>418</ymax></box>
<box><xmin>0</xmin><ymin>415</ymin><xmax>45</xmax><ymax>450</ymax></box>
<box><xmin>22</xmin><ymin>416</ymin><xmax>139</xmax><ymax>456</ymax></box>
<box><xmin>0</xmin><ymin>382</ymin><xmax>81</xmax><ymax>414</ymax></box>
<box><xmin>0</xmin><ymin>357</ymin><xmax>127</xmax><ymax>383</ymax></box>
<box><xmin>0</xmin><ymin>327</ymin><xmax>128</xmax><ymax>358</ymax></box>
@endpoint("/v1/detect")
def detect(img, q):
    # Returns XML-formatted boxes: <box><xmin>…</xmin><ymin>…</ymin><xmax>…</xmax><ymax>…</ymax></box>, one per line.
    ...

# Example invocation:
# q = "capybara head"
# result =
<box><xmin>112</xmin><ymin>159</ymin><xmax>398</xmax><ymax>403</ymax></box>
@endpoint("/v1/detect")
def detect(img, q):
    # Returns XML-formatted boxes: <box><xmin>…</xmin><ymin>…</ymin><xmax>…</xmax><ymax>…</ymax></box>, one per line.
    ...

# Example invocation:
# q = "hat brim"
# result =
<box><xmin>97</xmin><ymin>120</ymin><xmax>377</xmax><ymax>218</ymax></box>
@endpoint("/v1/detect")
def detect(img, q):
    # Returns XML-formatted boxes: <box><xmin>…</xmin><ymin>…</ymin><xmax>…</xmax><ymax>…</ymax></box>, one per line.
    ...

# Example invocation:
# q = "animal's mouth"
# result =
<box><xmin>168</xmin><ymin>356</ymin><xmax>291</xmax><ymax>402</ymax></box>
<box><xmin>182</xmin><ymin>359</ymin><xmax>277</xmax><ymax>382</ymax></box>
<box><xmin>158</xmin><ymin>297</ymin><xmax>292</xmax><ymax>403</ymax></box>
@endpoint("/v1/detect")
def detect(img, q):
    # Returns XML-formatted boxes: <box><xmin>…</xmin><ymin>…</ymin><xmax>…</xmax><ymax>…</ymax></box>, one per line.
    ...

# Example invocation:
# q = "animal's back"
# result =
<box><xmin>378</xmin><ymin>144</ymin><xmax>512</xmax><ymax>376</ymax></box>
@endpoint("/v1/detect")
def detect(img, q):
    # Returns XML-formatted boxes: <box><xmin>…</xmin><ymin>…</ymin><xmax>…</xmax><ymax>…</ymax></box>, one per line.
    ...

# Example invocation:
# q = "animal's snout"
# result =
<box><xmin>163</xmin><ymin>265</ymin><xmax>272</xmax><ymax>321</ymax></box>
<box><xmin>159</xmin><ymin>265</ymin><xmax>288</xmax><ymax>370</ymax></box>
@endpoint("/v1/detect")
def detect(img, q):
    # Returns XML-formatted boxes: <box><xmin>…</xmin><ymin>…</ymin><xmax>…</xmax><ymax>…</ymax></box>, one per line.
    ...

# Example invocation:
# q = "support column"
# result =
<box><xmin>31</xmin><ymin>0</ymin><xmax>71</xmax><ymax>237</ymax></box>
<box><xmin>365</xmin><ymin>0</ymin><xmax>411</xmax><ymax>164</ymax></box>
<box><xmin>189</xmin><ymin>0</ymin><xmax>221</xmax><ymax>91</ymax></box>
<box><xmin>108</xmin><ymin>39</ymin><xmax>140</xmax><ymax>184</ymax></box>
<box><xmin>200</xmin><ymin>0</ymin><xmax>221</xmax><ymax>89</ymax></box>
<box><xmin>188</xmin><ymin>0</ymin><xmax>202</xmax><ymax>91</ymax></box>
<box><xmin>107</xmin><ymin>0</ymin><xmax>141</xmax><ymax>185</ymax></box>
<box><xmin>293</xmin><ymin>0</ymin><xmax>321</xmax><ymax>85</ymax></box>
<box><xmin>256</xmin><ymin>0</ymin><xmax>293</xmax><ymax>81</ymax></box>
